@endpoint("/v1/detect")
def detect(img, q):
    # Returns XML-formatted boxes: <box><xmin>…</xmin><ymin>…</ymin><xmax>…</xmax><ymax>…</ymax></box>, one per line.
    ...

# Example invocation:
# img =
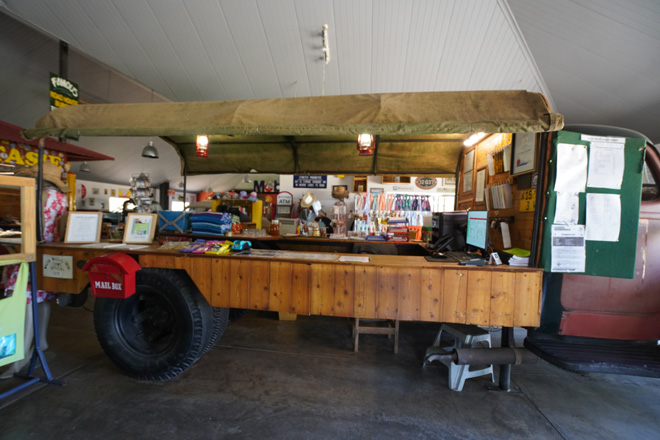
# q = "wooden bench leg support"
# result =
<box><xmin>353</xmin><ymin>318</ymin><xmax>399</xmax><ymax>353</ymax></box>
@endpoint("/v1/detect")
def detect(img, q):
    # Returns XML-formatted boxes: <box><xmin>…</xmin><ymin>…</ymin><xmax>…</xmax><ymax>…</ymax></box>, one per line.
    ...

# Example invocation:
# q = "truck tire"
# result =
<box><xmin>94</xmin><ymin>268</ymin><xmax>213</xmax><ymax>381</ymax></box>
<box><xmin>201</xmin><ymin>307</ymin><xmax>230</xmax><ymax>355</ymax></box>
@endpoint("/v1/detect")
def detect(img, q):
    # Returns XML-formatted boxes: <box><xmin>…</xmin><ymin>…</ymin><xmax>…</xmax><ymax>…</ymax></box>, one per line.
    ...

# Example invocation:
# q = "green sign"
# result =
<box><xmin>49</xmin><ymin>72</ymin><xmax>79</xmax><ymax>111</ymax></box>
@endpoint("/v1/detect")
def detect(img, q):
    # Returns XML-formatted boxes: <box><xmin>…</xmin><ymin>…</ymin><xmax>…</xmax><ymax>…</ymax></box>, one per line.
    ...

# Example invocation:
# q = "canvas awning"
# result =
<box><xmin>23</xmin><ymin>90</ymin><xmax>562</xmax><ymax>176</ymax></box>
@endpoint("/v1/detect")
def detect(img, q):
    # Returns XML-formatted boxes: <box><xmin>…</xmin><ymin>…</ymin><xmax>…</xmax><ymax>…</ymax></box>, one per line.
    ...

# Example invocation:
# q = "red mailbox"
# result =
<box><xmin>82</xmin><ymin>252</ymin><xmax>141</xmax><ymax>299</ymax></box>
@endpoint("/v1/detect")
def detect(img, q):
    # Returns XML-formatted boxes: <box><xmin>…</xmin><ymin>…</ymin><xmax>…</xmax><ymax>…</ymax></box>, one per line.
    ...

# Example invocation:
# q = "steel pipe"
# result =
<box><xmin>425</xmin><ymin>347</ymin><xmax>538</xmax><ymax>366</ymax></box>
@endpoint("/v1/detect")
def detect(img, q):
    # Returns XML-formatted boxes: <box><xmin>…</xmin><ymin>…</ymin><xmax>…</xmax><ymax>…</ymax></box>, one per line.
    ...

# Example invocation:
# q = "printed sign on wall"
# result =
<box><xmin>293</xmin><ymin>175</ymin><xmax>327</xmax><ymax>188</ymax></box>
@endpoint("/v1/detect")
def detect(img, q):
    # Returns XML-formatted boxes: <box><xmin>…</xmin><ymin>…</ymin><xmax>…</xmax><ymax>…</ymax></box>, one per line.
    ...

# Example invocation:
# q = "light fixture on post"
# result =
<box><xmin>141</xmin><ymin>140</ymin><xmax>159</xmax><ymax>159</ymax></box>
<box><xmin>357</xmin><ymin>133</ymin><xmax>375</xmax><ymax>156</ymax></box>
<box><xmin>79</xmin><ymin>161</ymin><xmax>91</xmax><ymax>172</ymax></box>
<box><xmin>463</xmin><ymin>132</ymin><xmax>487</xmax><ymax>147</ymax></box>
<box><xmin>196</xmin><ymin>135</ymin><xmax>209</xmax><ymax>158</ymax></box>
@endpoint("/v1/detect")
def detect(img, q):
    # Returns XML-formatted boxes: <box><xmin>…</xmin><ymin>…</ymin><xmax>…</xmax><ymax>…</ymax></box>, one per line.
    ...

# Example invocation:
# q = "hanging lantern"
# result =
<box><xmin>196</xmin><ymin>135</ymin><xmax>209</xmax><ymax>157</ymax></box>
<box><xmin>357</xmin><ymin>133</ymin><xmax>375</xmax><ymax>156</ymax></box>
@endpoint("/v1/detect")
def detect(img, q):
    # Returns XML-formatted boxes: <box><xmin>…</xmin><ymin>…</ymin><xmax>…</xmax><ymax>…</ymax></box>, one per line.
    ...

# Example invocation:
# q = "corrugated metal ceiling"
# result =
<box><xmin>0</xmin><ymin>0</ymin><xmax>657</xmax><ymax>191</ymax></box>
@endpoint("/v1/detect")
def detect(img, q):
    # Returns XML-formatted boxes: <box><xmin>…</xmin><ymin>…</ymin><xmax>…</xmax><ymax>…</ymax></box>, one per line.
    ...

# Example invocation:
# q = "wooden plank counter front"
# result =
<box><xmin>37</xmin><ymin>243</ymin><xmax>543</xmax><ymax>327</ymax></box>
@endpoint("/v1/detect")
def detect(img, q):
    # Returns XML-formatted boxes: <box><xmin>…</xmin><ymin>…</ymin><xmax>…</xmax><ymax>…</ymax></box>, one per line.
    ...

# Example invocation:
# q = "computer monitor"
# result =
<box><xmin>465</xmin><ymin>210</ymin><xmax>489</xmax><ymax>252</ymax></box>
<box><xmin>431</xmin><ymin>211</ymin><xmax>467</xmax><ymax>250</ymax></box>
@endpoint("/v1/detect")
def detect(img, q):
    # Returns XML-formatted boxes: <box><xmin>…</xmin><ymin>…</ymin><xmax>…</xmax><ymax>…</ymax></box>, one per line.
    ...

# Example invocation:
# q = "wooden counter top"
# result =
<box><xmin>38</xmin><ymin>241</ymin><xmax>537</xmax><ymax>271</ymax></box>
<box><xmin>37</xmin><ymin>242</ymin><xmax>542</xmax><ymax>327</ymax></box>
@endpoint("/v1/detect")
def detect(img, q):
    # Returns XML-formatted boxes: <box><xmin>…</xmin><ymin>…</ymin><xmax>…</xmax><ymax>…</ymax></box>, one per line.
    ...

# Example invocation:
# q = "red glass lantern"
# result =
<box><xmin>357</xmin><ymin>133</ymin><xmax>375</xmax><ymax>156</ymax></box>
<box><xmin>196</xmin><ymin>135</ymin><xmax>209</xmax><ymax>157</ymax></box>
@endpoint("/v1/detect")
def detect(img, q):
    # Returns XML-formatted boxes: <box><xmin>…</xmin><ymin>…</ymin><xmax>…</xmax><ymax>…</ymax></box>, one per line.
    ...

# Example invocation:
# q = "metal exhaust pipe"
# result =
<box><xmin>425</xmin><ymin>347</ymin><xmax>538</xmax><ymax>366</ymax></box>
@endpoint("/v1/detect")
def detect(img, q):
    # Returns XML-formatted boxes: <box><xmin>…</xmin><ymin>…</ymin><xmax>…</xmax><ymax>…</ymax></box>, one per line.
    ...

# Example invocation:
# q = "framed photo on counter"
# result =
<box><xmin>64</xmin><ymin>212</ymin><xmax>103</xmax><ymax>243</ymax></box>
<box><xmin>123</xmin><ymin>213</ymin><xmax>157</xmax><ymax>244</ymax></box>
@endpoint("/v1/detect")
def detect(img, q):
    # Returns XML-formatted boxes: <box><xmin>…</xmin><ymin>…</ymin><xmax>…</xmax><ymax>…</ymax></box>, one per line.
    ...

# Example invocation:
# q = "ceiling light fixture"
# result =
<box><xmin>196</xmin><ymin>135</ymin><xmax>209</xmax><ymax>158</ymax></box>
<box><xmin>79</xmin><ymin>161</ymin><xmax>91</xmax><ymax>172</ymax></box>
<box><xmin>463</xmin><ymin>133</ymin><xmax>487</xmax><ymax>147</ymax></box>
<box><xmin>141</xmin><ymin>140</ymin><xmax>159</xmax><ymax>159</ymax></box>
<box><xmin>322</xmin><ymin>24</ymin><xmax>330</xmax><ymax>64</ymax></box>
<box><xmin>357</xmin><ymin>133</ymin><xmax>375</xmax><ymax>156</ymax></box>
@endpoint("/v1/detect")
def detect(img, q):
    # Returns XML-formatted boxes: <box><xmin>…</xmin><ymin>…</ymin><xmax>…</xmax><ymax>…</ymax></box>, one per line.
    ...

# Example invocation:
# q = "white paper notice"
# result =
<box><xmin>500</xmin><ymin>222</ymin><xmax>512</xmax><ymax>249</ymax></box>
<box><xmin>587</xmin><ymin>142</ymin><xmax>624</xmax><ymax>189</ymax></box>
<box><xmin>502</xmin><ymin>144</ymin><xmax>511</xmax><ymax>173</ymax></box>
<box><xmin>554</xmin><ymin>192</ymin><xmax>580</xmax><ymax>224</ymax></box>
<box><xmin>551</xmin><ymin>224</ymin><xmax>586</xmax><ymax>273</ymax></box>
<box><xmin>487</xmin><ymin>154</ymin><xmax>495</xmax><ymax>176</ymax></box>
<box><xmin>554</xmin><ymin>143</ymin><xmax>588</xmax><ymax>193</ymax></box>
<box><xmin>475</xmin><ymin>169</ymin><xmax>486</xmax><ymax>202</ymax></box>
<box><xmin>586</xmin><ymin>193</ymin><xmax>621</xmax><ymax>241</ymax></box>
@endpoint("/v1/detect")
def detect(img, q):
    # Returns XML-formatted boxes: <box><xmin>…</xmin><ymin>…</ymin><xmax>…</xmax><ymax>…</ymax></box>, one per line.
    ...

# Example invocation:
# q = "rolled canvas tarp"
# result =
<box><xmin>23</xmin><ymin>90</ymin><xmax>563</xmax><ymax>175</ymax></box>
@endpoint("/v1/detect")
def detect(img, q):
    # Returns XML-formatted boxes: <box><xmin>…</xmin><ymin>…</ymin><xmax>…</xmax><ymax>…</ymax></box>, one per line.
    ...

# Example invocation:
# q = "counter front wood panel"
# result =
<box><xmin>38</xmin><ymin>243</ymin><xmax>543</xmax><ymax>327</ymax></box>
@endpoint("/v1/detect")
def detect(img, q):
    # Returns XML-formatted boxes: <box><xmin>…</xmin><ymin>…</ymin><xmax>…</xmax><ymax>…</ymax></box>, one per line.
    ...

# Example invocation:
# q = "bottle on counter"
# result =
<box><xmin>269</xmin><ymin>219</ymin><xmax>280</xmax><ymax>236</ymax></box>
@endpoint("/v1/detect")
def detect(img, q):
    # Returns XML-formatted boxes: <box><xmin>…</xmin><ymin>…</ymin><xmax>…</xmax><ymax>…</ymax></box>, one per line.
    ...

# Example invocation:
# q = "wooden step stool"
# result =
<box><xmin>353</xmin><ymin>318</ymin><xmax>399</xmax><ymax>353</ymax></box>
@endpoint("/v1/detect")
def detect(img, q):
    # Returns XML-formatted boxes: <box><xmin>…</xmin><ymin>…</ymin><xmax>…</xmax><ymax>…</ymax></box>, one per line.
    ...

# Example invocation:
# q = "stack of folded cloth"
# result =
<box><xmin>190</xmin><ymin>212</ymin><xmax>233</xmax><ymax>236</ymax></box>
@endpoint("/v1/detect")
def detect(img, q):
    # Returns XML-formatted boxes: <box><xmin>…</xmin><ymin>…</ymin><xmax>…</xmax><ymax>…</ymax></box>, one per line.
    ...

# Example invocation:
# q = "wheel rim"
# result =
<box><xmin>114</xmin><ymin>285</ymin><xmax>180</xmax><ymax>355</ymax></box>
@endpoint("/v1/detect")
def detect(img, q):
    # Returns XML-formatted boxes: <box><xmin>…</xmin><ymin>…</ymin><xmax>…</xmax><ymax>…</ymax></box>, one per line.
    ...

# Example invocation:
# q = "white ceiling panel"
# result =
<box><xmin>183</xmin><ymin>0</ymin><xmax>250</xmax><ymax>101</ymax></box>
<box><xmin>333</xmin><ymin>0</ymin><xmax>373</xmax><ymax>94</ymax></box>
<box><xmin>371</xmin><ymin>0</ymin><xmax>413</xmax><ymax>93</ymax></box>
<box><xmin>258</xmin><ymin>0</ymin><xmax>312</xmax><ymax>98</ymax></box>
<box><xmin>508</xmin><ymin>0</ymin><xmax>660</xmax><ymax>141</ymax></box>
<box><xmin>402</xmin><ymin>0</ymin><xmax>454</xmax><ymax>91</ymax></box>
<box><xmin>221</xmin><ymin>0</ymin><xmax>283</xmax><ymax>99</ymax></box>
<box><xmin>294</xmin><ymin>0</ymin><xmax>340</xmax><ymax>96</ymax></box>
<box><xmin>1</xmin><ymin>0</ymin><xmax>659</xmax><ymax>192</ymax></box>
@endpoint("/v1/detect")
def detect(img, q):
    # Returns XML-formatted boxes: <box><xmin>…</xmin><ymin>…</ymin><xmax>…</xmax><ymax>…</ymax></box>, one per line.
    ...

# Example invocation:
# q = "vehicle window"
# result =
<box><xmin>642</xmin><ymin>160</ymin><xmax>659</xmax><ymax>201</ymax></box>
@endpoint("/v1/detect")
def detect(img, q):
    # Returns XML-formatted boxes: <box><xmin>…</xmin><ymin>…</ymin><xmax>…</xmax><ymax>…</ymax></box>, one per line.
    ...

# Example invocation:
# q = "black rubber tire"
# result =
<box><xmin>93</xmin><ymin>268</ymin><xmax>213</xmax><ymax>381</ymax></box>
<box><xmin>201</xmin><ymin>307</ymin><xmax>230</xmax><ymax>355</ymax></box>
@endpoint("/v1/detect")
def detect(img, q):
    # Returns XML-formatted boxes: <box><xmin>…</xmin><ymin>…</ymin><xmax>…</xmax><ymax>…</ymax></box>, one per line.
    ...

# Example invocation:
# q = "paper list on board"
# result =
<box><xmin>587</xmin><ymin>142</ymin><xmax>624</xmax><ymax>190</ymax></box>
<box><xmin>551</xmin><ymin>224</ymin><xmax>586</xmax><ymax>273</ymax></box>
<box><xmin>554</xmin><ymin>143</ymin><xmax>588</xmax><ymax>193</ymax></box>
<box><xmin>554</xmin><ymin>192</ymin><xmax>580</xmax><ymax>224</ymax></box>
<box><xmin>500</xmin><ymin>222</ymin><xmax>512</xmax><ymax>249</ymax></box>
<box><xmin>586</xmin><ymin>193</ymin><xmax>621</xmax><ymax>242</ymax></box>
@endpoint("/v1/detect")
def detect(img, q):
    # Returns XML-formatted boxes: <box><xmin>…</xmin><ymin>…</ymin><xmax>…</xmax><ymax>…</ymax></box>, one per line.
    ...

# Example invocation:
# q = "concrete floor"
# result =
<box><xmin>1</xmin><ymin>303</ymin><xmax>660</xmax><ymax>440</ymax></box>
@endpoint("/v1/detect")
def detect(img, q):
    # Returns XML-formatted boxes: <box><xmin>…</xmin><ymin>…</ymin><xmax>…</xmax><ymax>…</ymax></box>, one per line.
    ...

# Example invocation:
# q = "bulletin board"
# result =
<box><xmin>539</xmin><ymin>130</ymin><xmax>646</xmax><ymax>278</ymax></box>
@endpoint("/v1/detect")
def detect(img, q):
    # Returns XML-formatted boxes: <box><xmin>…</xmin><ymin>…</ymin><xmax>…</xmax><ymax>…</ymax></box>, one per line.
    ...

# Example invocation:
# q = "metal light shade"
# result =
<box><xmin>141</xmin><ymin>140</ymin><xmax>159</xmax><ymax>159</ymax></box>
<box><xmin>79</xmin><ymin>161</ymin><xmax>91</xmax><ymax>172</ymax></box>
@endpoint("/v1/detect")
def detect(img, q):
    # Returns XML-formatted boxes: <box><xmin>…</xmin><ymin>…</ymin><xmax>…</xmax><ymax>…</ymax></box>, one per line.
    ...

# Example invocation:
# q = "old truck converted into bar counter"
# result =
<box><xmin>24</xmin><ymin>90</ymin><xmax>562</xmax><ymax>382</ymax></box>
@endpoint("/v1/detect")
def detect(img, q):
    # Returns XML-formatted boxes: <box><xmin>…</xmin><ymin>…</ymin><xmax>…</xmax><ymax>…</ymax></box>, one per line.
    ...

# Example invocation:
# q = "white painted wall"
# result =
<box><xmin>278</xmin><ymin>175</ymin><xmax>456</xmax><ymax>218</ymax></box>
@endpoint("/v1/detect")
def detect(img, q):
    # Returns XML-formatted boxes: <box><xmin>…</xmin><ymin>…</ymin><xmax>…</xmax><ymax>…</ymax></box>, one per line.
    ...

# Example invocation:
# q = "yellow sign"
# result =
<box><xmin>520</xmin><ymin>188</ymin><xmax>536</xmax><ymax>212</ymax></box>
<box><xmin>0</xmin><ymin>141</ymin><xmax>66</xmax><ymax>167</ymax></box>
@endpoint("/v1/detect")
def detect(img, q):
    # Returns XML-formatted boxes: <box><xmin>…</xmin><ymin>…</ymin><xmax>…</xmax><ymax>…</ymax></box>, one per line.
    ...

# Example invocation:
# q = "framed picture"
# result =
<box><xmin>381</xmin><ymin>176</ymin><xmax>411</xmax><ymax>184</ymax></box>
<box><xmin>353</xmin><ymin>176</ymin><xmax>367</xmax><ymax>193</ymax></box>
<box><xmin>511</xmin><ymin>133</ymin><xmax>537</xmax><ymax>176</ymax></box>
<box><xmin>64</xmin><ymin>212</ymin><xmax>103</xmax><ymax>243</ymax></box>
<box><xmin>123</xmin><ymin>213</ymin><xmax>157</xmax><ymax>244</ymax></box>
<box><xmin>475</xmin><ymin>168</ymin><xmax>486</xmax><ymax>203</ymax></box>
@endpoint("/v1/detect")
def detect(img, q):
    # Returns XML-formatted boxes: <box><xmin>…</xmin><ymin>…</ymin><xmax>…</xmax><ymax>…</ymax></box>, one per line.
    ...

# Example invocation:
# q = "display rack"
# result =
<box><xmin>0</xmin><ymin>174</ymin><xmax>64</xmax><ymax>401</ymax></box>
